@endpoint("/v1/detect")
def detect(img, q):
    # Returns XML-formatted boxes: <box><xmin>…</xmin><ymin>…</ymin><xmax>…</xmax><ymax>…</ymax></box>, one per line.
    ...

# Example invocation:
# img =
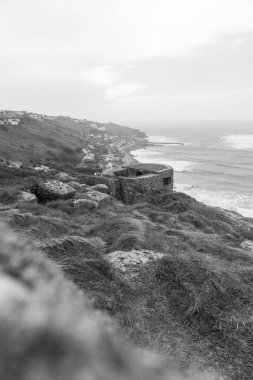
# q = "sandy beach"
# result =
<box><xmin>121</xmin><ymin>140</ymin><xmax>146</xmax><ymax>166</ymax></box>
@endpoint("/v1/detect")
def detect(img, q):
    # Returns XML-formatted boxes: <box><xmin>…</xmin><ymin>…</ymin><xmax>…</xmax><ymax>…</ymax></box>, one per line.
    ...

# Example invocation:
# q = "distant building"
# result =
<box><xmin>81</xmin><ymin>152</ymin><xmax>95</xmax><ymax>162</ymax></box>
<box><xmin>8</xmin><ymin>119</ymin><xmax>20</xmax><ymax>125</ymax></box>
<box><xmin>29</xmin><ymin>114</ymin><xmax>43</xmax><ymax>121</ymax></box>
<box><xmin>8</xmin><ymin>161</ymin><xmax>22</xmax><ymax>168</ymax></box>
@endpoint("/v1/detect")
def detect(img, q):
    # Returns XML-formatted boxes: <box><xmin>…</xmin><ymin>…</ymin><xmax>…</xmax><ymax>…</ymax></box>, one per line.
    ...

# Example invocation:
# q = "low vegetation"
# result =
<box><xmin>1</xmin><ymin>141</ymin><xmax>253</xmax><ymax>379</ymax></box>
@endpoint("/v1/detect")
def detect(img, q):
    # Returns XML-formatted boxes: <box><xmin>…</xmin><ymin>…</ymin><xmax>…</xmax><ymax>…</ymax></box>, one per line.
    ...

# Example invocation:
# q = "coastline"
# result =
<box><xmin>121</xmin><ymin>140</ymin><xmax>146</xmax><ymax>166</ymax></box>
<box><xmin>124</xmin><ymin>138</ymin><xmax>253</xmax><ymax>218</ymax></box>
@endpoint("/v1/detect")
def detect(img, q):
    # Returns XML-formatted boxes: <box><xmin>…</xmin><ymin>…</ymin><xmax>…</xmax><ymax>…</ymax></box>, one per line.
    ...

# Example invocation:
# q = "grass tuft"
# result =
<box><xmin>156</xmin><ymin>251</ymin><xmax>253</xmax><ymax>338</ymax></box>
<box><xmin>91</xmin><ymin>216</ymin><xmax>146</xmax><ymax>251</ymax></box>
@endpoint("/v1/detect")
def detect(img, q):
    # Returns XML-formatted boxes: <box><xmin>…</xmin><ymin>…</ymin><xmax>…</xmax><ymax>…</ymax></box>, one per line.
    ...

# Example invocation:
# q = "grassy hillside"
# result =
<box><xmin>1</xmin><ymin>169</ymin><xmax>253</xmax><ymax>378</ymax></box>
<box><xmin>0</xmin><ymin>111</ymin><xmax>144</xmax><ymax>165</ymax></box>
<box><xmin>1</xmin><ymin>113</ymin><xmax>253</xmax><ymax>379</ymax></box>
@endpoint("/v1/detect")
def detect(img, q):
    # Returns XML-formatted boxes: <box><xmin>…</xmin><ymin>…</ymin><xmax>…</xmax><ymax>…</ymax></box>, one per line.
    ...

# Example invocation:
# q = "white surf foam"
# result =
<box><xmin>133</xmin><ymin>149</ymin><xmax>194</xmax><ymax>172</ymax></box>
<box><xmin>222</xmin><ymin>135</ymin><xmax>253</xmax><ymax>150</ymax></box>
<box><xmin>148</xmin><ymin>135</ymin><xmax>177</xmax><ymax>144</ymax></box>
<box><xmin>175</xmin><ymin>184</ymin><xmax>253</xmax><ymax>218</ymax></box>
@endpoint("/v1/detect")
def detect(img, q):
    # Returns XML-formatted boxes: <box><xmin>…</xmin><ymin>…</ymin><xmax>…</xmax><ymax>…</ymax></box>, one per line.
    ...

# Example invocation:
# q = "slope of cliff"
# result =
<box><xmin>0</xmin><ymin>113</ymin><xmax>253</xmax><ymax>379</ymax></box>
<box><xmin>0</xmin><ymin>111</ymin><xmax>144</xmax><ymax>165</ymax></box>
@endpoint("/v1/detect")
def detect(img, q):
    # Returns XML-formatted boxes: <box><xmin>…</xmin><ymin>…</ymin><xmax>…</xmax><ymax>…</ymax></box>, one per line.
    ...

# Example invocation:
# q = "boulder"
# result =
<box><xmin>55</xmin><ymin>172</ymin><xmax>76</xmax><ymax>182</ymax></box>
<box><xmin>31</xmin><ymin>180</ymin><xmax>76</xmax><ymax>202</ymax></box>
<box><xmin>83</xmin><ymin>190</ymin><xmax>110</xmax><ymax>205</ymax></box>
<box><xmin>18</xmin><ymin>191</ymin><xmax>37</xmax><ymax>202</ymax></box>
<box><xmin>80</xmin><ymin>184</ymin><xmax>92</xmax><ymax>190</ymax></box>
<box><xmin>91</xmin><ymin>184</ymin><xmax>109</xmax><ymax>194</ymax></box>
<box><xmin>241</xmin><ymin>240</ymin><xmax>253</xmax><ymax>253</ymax></box>
<box><xmin>68</xmin><ymin>181</ymin><xmax>82</xmax><ymax>189</ymax></box>
<box><xmin>75</xmin><ymin>184</ymin><xmax>92</xmax><ymax>195</ymax></box>
<box><xmin>105</xmin><ymin>250</ymin><xmax>165</xmax><ymax>277</ymax></box>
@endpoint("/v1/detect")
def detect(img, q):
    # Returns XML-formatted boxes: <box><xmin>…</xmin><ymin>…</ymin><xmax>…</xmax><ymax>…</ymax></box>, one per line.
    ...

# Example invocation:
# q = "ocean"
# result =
<box><xmin>132</xmin><ymin>122</ymin><xmax>253</xmax><ymax>218</ymax></box>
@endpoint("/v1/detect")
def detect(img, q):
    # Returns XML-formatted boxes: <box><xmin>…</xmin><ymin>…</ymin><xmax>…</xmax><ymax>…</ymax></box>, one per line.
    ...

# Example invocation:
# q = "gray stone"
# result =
<box><xmin>241</xmin><ymin>240</ymin><xmax>253</xmax><ymax>253</ymax></box>
<box><xmin>68</xmin><ymin>181</ymin><xmax>82</xmax><ymax>189</ymax></box>
<box><xmin>91</xmin><ymin>184</ymin><xmax>109</xmax><ymax>194</ymax></box>
<box><xmin>32</xmin><ymin>180</ymin><xmax>76</xmax><ymax>202</ymax></box>
<box><xmin>83</xmin><ymin>190</ymin><xmax>110</xmax><ymax>205</ymax></box>
<box><xmin>105</xmin><ymin>250</ymin><xmax>165</xmax><ymax>276</ymax></box>
<box><xmin>55</xmin><ymin>172</ymin><xmax>76</xmax><ymax>182</ymax></box>
<box><xmin>18</xmin><ymin>191</ymin><xmax>37</xmax><ymax>202</ymax></box>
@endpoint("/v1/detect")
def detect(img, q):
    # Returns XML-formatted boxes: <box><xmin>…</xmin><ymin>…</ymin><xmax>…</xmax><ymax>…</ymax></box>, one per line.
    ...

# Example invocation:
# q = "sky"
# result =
<box><xmin>0</xmin><ymin>0</ymin><xmax>253</xmax><ymax>125</ymax></box>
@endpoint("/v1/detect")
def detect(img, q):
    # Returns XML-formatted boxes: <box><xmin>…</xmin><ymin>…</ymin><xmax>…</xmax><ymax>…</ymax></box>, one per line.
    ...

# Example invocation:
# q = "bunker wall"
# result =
<box><xmin>120</xmin><ymin>172</ymin><xmax>173</xmax><ymax>204</ymax></box>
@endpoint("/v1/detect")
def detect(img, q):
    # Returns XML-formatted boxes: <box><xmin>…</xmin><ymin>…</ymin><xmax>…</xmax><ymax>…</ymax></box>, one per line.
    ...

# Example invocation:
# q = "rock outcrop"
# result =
<box><xmin>83</xmin><ymin>190</ymin><xmax>110</xmax><ymax>205</ymax></box>
<box><xmin>55</xmin><ymin>172</ymin><xmax>76</xmax><ymax>182</ymax></box>
<box><xmin>241</xmin><ymin>240</ymin><xmax>253</xmax><ymax>253</ymax></box>
<box><xmin>106</xmin><ymin>250</ymin><xmax>165</xmax><ymax>277</ymax></box>
<box><xmin>68</xmin><ymin>181</ymin><xmax>82</xmax><ymax>189</ymax></box>
<box><xmin>31</xmin><ymin>180</ymin><xmax>76</xmax><ymax>202</ymax></box>
<box><xmin>18</xmin><ymin>191</ymin><xmax>37</xmax><ymax>203</ymax></box>
<box><xmin>91</xmin><ymin>184</ymin><xmax>109</xmax><ymax>194</ymax></box>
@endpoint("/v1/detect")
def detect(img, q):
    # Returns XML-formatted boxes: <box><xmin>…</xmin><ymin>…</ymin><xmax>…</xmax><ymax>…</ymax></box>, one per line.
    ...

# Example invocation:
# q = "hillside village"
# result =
<box><xmin>0</xmin><ymin>110</ymin><xmax>146</xmax><ymax>172</ymax></box>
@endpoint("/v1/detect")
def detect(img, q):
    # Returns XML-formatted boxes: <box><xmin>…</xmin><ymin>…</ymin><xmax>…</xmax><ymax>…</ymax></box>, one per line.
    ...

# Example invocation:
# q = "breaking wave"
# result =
<box><xmin>222</xmin><ymin>135</ymin><xmax>253</xmax><ymax>150</ymax></box>
<box><xmin>175</xmin><ymin>184</ymin><xmax>253</xmax><ymax>218</ymax></box>
<box><xmin>133</xmin><ymin>148</ymin><xmax>194</xmax><ymax>172</ymax></box>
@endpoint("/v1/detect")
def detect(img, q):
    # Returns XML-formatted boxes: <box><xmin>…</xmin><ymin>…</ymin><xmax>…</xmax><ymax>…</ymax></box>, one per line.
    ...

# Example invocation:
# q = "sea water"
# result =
<box><xmin>133</xmin><ymin>122</ymin><xmax>253</xmax><ymax>217</ymax></box>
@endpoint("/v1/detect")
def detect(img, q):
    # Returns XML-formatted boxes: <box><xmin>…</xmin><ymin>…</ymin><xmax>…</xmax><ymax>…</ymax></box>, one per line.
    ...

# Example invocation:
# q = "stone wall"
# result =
<box><xmin>104</xmin><ymin>163</ymin><xmax>174</xmax><ymax>204</ymax></box>
<box><xmin>120</xmin><ymin>173</ymin><xmax>173</xmax><ymax>203</ymax></box>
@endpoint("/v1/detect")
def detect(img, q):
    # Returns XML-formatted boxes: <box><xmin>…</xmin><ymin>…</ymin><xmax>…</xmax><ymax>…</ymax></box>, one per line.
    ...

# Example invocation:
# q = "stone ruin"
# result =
<box><xmin>104</xmin><ymin>163</ymin><xmax>173</xmax><ymax>204</ymax></box>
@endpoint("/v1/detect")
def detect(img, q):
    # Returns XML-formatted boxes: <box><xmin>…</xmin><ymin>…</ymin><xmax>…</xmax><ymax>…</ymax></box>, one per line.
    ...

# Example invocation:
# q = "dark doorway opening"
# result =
<box><xmin>163</xmin><ymin>177</ymin><xmax>171</xmax><ymax>186</ymax></box>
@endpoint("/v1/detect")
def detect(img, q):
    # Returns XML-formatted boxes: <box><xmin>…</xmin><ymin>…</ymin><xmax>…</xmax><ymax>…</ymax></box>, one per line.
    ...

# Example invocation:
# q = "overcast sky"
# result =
<box><xmin>1</xmin><ymin>0</ymin><xmax>253</xmax><ymax>124</ymax></box>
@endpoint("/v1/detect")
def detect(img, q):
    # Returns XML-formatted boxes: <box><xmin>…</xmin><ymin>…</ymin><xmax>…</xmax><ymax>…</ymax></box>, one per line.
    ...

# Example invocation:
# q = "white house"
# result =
<box><xmin>8</xmin><ymin>161</ymin><xmax>22</xmax><ymax>168</ymax></box>
<box><xmin>8</xmin><ymin>119</ymin><xmax>20</xmax><ymax>125</ymax></box>
<box><xmin>81</xmin><ymin>152</ymin><xmax>95</xmax><ymax>162</ymax></box>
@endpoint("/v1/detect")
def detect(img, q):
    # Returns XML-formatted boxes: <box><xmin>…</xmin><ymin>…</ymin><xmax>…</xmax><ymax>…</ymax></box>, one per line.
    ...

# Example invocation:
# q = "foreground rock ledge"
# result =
<box><xmin>105</xmin><ymin>250</ymin><xmax>165</xmax><ymax>276</ymax></box>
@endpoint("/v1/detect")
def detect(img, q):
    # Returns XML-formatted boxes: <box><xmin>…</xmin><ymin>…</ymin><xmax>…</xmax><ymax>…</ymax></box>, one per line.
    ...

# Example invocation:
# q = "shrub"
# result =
<box><xmin>74</xmin><ymin>199</ymin><xmax>98</xmax><ymax>211</ymax></box>
<box><xmin>91</xmin><ymin>216</ymin><xmax>147</xmax><ymax>251</ymax></box>
<box><xmin>9</xmin><ymin>213</ymin><xmax>69</xmax><ymax>238</ymax></box>
<box><xmin>38</xmin><ymin>235</ymin><xmax>104</xmax><ymax>260</ymax></box>
<box><xmin>179</xmin><ymin>212</ymin><xmax>205</xmax><ymax>229</ymax></box>
<box><xmin>37</xmin><ymin>234</ymin><xmax>131</xmax><ymax>313</ymax></box>
<box><xmin>0</xmin><ymin>187</ymin><xmax>20</xmax><ymax>204</ymax></box>
<box><xmin>156</xmin><ymin>251</ymin><xmax>253</xmax><ymax>337</ymax></box>
<box><xmin>47</xmin><ymin>200</ymin><xmax>75</xmax><ymax>215</ymax></box>
<box><xmin>76</xmin><ymin>167</ymin><xmax>98</xmax><ymax>175</ymax></box>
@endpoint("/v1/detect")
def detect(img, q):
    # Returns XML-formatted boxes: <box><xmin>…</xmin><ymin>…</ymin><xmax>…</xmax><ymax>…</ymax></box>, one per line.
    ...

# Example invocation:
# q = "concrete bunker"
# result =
<box><xmin>105</xmin><ymin>163</ymin><xmax>173</xmax><ymax>204</ymax></box>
